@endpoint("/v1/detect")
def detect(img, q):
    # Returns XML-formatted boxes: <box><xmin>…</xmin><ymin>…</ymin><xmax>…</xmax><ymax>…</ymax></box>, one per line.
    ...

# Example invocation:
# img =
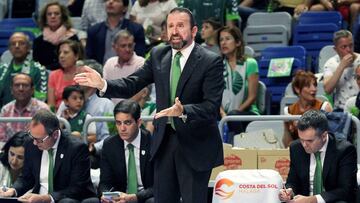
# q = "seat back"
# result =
<box><xmin>247</xmin><ymin>12</ymin><xmax>292</xmax><ymax>37</ymax></box>
<box><xmin>245</xmin><ymin>120</ymin><xmax>285</xmax><ymax>148</ymax></box>
<box><xmin>256</xmin><ymin>81</ymin><xmax>267</xmax><ymax>115</ymax></box>
<box><xmin>244</xmin><ymin>25</ymin><xmax>288</xmax><ymax>57</ymax></box>
<box><xmin>258</xmin><ymin>46</ymin><xmax>306</xmax><ymax>104</ymax></box>
<box><xmin>318</xmin><ymin>45</ymin><xmax>337</xmax><ymax>73</ymax></box>
<box><xmin>298</xmin><ymin>11</ymin><xmax>342</xmax><ymax>28</ymax></box>
<box><xmin>244</xmin><ymin>45</ymin><xmax>255</xmax><ymax>58</ymax></box>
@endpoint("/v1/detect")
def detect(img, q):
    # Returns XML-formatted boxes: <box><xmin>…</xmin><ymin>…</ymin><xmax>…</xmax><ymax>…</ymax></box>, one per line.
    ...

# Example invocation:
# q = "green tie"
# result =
<box><xmin>48</xmin><ymin>148</ymin><xmax>54</xmax><ymax>194</ymax></box>
<box><xmin>313</xmin><ymin>151</ymin><xmax>323</xmax><ymax>195</ymax></box>
<box><xmin>127</xmin><ymin>144</ymin><xmax>137</xmax><ymax>194</ymax></box>
<box><xmin>170</xmin><ymin>52</ymin><xmax>182</xmax><ymax>105</ymax></box>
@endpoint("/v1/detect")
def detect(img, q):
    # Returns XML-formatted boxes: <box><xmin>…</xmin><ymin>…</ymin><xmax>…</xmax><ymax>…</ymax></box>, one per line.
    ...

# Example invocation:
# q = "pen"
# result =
<box><xmin>108</xmin><ymin>187</ymin><xmax>114</xmax><ymax>192</ymax></box>
<box><xmin>282</xmin><ymin>183</ymin><xmax>289</xmax><ymax>196</ymax></box>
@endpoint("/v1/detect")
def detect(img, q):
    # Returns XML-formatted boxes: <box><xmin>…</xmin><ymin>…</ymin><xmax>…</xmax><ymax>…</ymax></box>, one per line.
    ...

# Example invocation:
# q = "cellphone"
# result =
<box><xmin>103</xmin><ymin>191</ymin><xmax>121</xmax><ymax>200</ymax></box>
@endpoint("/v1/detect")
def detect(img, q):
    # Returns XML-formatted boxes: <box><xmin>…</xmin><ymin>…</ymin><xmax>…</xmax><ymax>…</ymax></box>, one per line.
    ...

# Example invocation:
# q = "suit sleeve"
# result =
<box><xmin>321</xmin><ymin>144</ymin><xmax>357</xmax><ymax>202</ymax></box>
<box><xmin>51</xmin><ymin>142</ymin><xmax>93</xmax><ymax>201</ymax></box>
<box><xmin>285</xmin><ymin>145</ymin><xmax>302</xmax><ymax>195</ymax></box>
<box><xmin>86</xmin><ymin>27</ymin><xmax>98</xmax><ymax>63</ymax></box>
<box><xmin>136</xmin><ymin>187</ymin><xmax>153</xmax><ymax>203</ymax></box>
<box><xmin>98</xmin><ymin>139</ymin><xmax>115</xmax><ymax>193</ymax></box>
<box><xmin>182</xmin><ymin>54</ymin><xmax>224</xmax><ymax>121</ymax></box>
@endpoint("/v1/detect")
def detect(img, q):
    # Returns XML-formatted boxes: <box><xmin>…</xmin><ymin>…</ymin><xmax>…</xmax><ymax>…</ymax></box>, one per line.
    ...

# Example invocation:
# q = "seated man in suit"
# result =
<box><xmin>279</xmin><ymin>110</ymin><xmax>357</xmax><ymax>203</ymax></box>
<box><xmin>0</xmin><ymin>109</ymin><xmax>98</xmax><ymax>203</ymax></box>
<box><xmin>99</xmin><ymin>99</ymin><xmax>153</xmax><ymax>203</ymax></box>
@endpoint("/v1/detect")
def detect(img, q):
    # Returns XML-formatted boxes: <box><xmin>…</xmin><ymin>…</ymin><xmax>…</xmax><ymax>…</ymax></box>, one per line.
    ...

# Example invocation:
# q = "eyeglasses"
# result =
<box><xmin>354</xmin><ymin>75</ymin><xmax>360</xmax><ymax>80</ymax></box>
<box><xmin>9</xmin><ymin>41</ymin><xmax>28</xmax><ymax>48</ymax></box>
<box><xmin>28</xmin><ymin>131</ymin><xmax>51</xmax><ymax>143</ymax></box>
<box><xmin>115</xmin><ymin>120</ymin><xmax>134</xmax><ymax>126</ymax></box>
<box><xmin>13</xmin><ymin>83</ymin><xmax>31</xmax><ymax>89</ymax></box>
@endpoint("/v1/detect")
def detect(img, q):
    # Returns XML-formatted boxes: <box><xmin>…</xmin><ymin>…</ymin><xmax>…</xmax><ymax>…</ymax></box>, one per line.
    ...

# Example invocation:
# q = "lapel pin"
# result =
<box><xmin>141</xmin><ymin>150</ymin><xmax>146</xmax><ymax>156</ymax></box>
<box><xmin>60</xmin><ymin>154</ymin><xmax>64</xmax><ymax>159</ymax></box>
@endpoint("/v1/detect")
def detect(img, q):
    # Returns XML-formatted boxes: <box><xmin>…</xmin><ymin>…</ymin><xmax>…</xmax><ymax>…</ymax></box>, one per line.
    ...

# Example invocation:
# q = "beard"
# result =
<box><xmin>169</xmin><ymin>35</ymin><xmax>188</xmax><ymax>50</ymax></box>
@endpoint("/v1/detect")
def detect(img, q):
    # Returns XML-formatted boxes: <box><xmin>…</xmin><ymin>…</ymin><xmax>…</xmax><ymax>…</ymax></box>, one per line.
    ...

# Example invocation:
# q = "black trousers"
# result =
<box><xmin>153</xmin><ymin>125</ymin><xmax>211</xmax><ymax>203</ymax></box>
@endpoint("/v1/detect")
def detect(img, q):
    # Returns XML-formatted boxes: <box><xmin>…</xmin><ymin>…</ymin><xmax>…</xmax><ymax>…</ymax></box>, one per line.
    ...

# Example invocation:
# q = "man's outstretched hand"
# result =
<box><xmin>74</xmin><ymin>65</ymin><xmax>105</xmax><ymax>90</ymax></box>
<box><xmin>155</xmin><ymin>97</ymin><xmax>183</xmax><ymax>119</ymax></box>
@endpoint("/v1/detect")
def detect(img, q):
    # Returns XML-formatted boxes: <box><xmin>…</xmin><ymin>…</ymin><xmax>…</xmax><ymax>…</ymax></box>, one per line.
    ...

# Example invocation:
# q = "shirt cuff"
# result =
<box><xmin>315</xmin><ymin>194</ymin><xmax>325</xmax><ymax>203</ymax></box>
<box><xmin>99</xmin><ymin>79</ymin><xmax>107</xmax><ymax>96</ymax></box>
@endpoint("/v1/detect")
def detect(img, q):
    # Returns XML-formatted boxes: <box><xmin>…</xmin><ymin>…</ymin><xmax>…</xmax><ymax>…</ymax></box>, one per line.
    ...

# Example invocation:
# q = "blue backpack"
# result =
<box><xmin>323</xmin><ymin>111</ymin><xmax>352</xmax><ymax>141</ymax></box>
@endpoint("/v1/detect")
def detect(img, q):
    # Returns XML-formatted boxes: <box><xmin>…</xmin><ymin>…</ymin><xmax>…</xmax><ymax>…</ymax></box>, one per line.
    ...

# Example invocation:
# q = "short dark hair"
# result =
<box><xmin>11</xmin><ymin>73</ymin><xmax>34</xmax><ymax>88</ymax></box>
<box><xmin>0</xmin><ymin>131</ymin><xmax>30</xmax><ymax>169</ymax></box>
<box><xmin>297</xmin><ymin>110</ymin><xmax>328</xmax><ymax>137</ymax></box>
<box><xmin>203</xmin><ymin>17</ymin><xmax>222</xmax><ymax>30</ymax></box>
<box><xmin>32</xmin><ymin>109</ymin><xmax>60</xmax><ymax>136</ymax></box>
<box><xmin>62</xmin><ymin>85</ymin><xmax>84</xmax><ymax>100</ymax></box>
<box><xmin>168</xmin><ymin>7</ymin><xmax>196</xmax><ymax>28</ymax></box>
<box><xmin>113</xmin><ymin>99</ymin><xmax>141</xmax><ymax>121</ymax></box>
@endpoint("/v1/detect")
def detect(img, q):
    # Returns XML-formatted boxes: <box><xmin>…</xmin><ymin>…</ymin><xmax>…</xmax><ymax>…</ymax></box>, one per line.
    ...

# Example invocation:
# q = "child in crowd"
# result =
<box><xmin>59</xmin><ymin>85</ymin><xmax>96</xmax><ymax>144</ymax></box>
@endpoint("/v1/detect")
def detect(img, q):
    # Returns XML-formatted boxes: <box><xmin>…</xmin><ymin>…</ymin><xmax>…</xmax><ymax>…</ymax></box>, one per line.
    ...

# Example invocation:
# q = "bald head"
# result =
<box><xmin>9</xmin><ymin>32</ymin><xmax>31</xmax><ymax>63</ymax></box>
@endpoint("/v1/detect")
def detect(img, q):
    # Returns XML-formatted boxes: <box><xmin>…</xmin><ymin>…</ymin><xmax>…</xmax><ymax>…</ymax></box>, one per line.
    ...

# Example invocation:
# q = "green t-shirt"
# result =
<box><xmin>0</xmin><ymin>59</ymin><xmax>48</xmax><ymax>108</ymax></box>
<box><xmin>222</xmin><ymin>57</ymin><xmax>260</xmax><ymax>114</ymax></box>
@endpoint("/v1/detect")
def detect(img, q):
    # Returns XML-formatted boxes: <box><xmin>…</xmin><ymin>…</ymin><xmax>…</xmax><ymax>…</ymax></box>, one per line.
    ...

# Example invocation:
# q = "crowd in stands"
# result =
<box><xmin>0</xmin><ymin>0</ymin><xmax>360</xmax><ymax>202</ymax></box>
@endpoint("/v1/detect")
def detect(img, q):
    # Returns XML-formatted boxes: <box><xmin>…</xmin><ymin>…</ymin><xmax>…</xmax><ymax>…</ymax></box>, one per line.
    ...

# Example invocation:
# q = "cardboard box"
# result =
<box><xmin>210</xmin><ymin>144</ymin><xmax>257</xmax><ymax>180</ymax></box>
<box><xmin>257</xmin><ymin>149</ymin><xmax>290</xmax><ymax>181</ymax></box>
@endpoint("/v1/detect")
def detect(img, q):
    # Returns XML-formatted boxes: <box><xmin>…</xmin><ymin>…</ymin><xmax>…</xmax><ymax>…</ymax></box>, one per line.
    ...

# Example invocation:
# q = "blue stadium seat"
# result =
<box><xmin>0</xmin><ymin>18</ymin><xmax>37</xmax><ymax>28</ymax></box>
<box><xmin>293</xmin><ymin>11</ymin><xmax>342</xmax><ymax>72</ymax></box>
<box><xmin>298</xmin><ymin>11</ymin><xmax>343</xmax><ymax>28</ymax></box>
<box><xmin>258</xmin><ymin>46</ymin><xmax>307</xmax><ymax>106</ymax></box>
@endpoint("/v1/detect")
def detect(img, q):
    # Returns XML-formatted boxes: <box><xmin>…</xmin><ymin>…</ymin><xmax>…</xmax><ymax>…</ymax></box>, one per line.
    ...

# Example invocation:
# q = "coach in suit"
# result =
<box><xmin>99</xmin><ymin>100</ymin><xmax>153</xmax><ymax>203</ymax></box>
<box><xmin>75</xmin><ymin>7</ymin><xmax>224</xmax><ymax>203</ymax></box>
<box><xmin>0</xmin><ymin>109</ymin><xmax>98</xmax><ymax>203</ymax></box>
<box><xmin>279</xmin><ymin>110</ymin><xmax>357</xmax><ymax>203</ymax></box>
<box><xmin>86</xmin><ymin>0</ymin><xmax>145</xmax><ymax>64</ymax></box>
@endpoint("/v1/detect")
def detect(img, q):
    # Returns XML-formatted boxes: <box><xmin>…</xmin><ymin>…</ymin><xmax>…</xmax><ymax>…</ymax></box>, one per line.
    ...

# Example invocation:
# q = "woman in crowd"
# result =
<box><xmin>48</xmin><ymin>39</ymin><xmax>84</xmax><ymax>111</ymax></box>
<box><xmin>33</xmin><ymin>1</ymin><xmax>79</xmax><ymax>71</ymax></box>
<box><xmin>283</xmin><ymin>70</ymin><xmax>332</xmax><ymax>147</ymax></box>
<box><xmin>0</xmin><ymin>131</ymin><xmax>29</xmax><ymax>187</ymax></box>
<box><xmin>130</xmin><ymin>0</ymin><xmax>177</xmax><ymax>44</ymax></box>
<box><xmin>218</xmin><ymin>26</ymin><xmax>259</xmax><ymax>139</ymax></box>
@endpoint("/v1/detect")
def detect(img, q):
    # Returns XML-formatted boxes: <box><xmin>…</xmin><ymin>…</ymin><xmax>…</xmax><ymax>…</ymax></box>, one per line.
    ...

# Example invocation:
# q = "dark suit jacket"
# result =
<box><xmin>286</xmin><ymin>134</ymin><xmax>358</xmax><ymax>203</ymax></box>
<box><xmin>102</xmin><ymin>43</ymin><xmax>224</xmax><ymax>172</ymax></box>
<box><xmin>86</xmin><ymin>19</ymin><xmax>146</xmax><ymax>64</ymax></box>
<box><xmin>99</xmin><ymin>129</ymin><xmax>153</xmax><ymax>202</ymax></box>
<box><xmin>13</xmin><ymin>132</ymin><xmax>96</xmax><ymax>202</ymax></box>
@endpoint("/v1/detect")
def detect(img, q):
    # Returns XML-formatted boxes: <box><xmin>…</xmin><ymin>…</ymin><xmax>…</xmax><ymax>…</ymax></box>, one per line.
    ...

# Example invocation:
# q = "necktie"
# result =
<box><xmin>48</xmin><ymin>148</ymin><xmax>54</xmax><ymax>194</ymax></box>
<box><xmin>127</xmin><ymin>144</ymin><xmax>137</xmax><ymax>194</ymax></box>
<box><xmin>170</xmin><ymin>52</ymin><xmax>182</xmax><ymax>105</ymax></box>
<box><xmin>313</xmin><ymin>151</ymin><xmax>323</xmax><ymax>195</ymax></box>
